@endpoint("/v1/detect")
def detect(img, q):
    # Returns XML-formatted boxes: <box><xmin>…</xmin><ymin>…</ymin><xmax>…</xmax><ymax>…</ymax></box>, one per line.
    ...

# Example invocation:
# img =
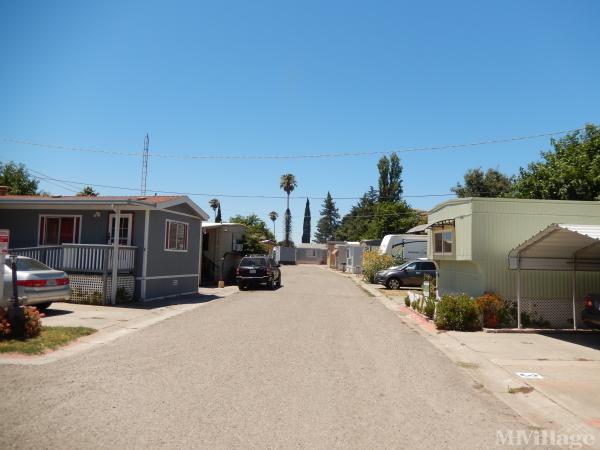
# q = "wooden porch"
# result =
<box><xmin>10</xmin><ymin>244</ymin><xmax>137</xmax><ymax>274</ymax></box>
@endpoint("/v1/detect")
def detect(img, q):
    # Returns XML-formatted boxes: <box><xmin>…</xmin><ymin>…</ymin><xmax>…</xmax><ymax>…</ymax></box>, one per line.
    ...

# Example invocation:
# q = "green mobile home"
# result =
<box><xmin>427</xmin><ymin>198</ymin><xmax>600</xmax><ymax>327</ymax></box>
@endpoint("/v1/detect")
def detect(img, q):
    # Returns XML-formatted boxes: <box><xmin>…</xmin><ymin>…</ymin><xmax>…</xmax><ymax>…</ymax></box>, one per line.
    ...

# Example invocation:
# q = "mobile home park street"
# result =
<box><xmin>0</xmin><ymin>265</ymin><xmax>542</xmax><ymax>449</ymax></box>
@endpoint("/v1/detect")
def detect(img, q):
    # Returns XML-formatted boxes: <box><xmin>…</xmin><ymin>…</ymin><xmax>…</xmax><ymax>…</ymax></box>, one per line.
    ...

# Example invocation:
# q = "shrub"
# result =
<box><xmin>116</xmin><ymin>287</ymin><xmax>132</xmax><ymax>304</ymax></box>
<box><xmin>362</xmin><ymin>251</ymin><xmax>394</xmax><ymax>284</ymax></box>
<box><xmin>0</xmin><ymin>306</ymin><xmax>44</xmax><ymax>339</ymax></box>
<box><xmin>475</xmin><ymin>292</ymin><xmax>504</xmax><ymax>328</ymax></box>
<box><xmin>0</xmin><ymin>308</ymin><xmax>11</xmax><ymax>338</ymax></box>
<box><xmin>424</xmin><ymin>297</ymin><xmax>436</xmax><ymax>319</ymax></box>
<box><xmin>404</xmin><ymin>297</ymin><xmax>410</xmax><ymax>307</ymax></box>
<box><xmin>434</xmin><ymin>294</ymin><xmax>481</xmax><ymax>331</ymax></box>
<box><xmin>410</xmin><ymin>300</ymin><xmax>417</xmax><ymax>309</ymax></box>
<box><xmin>23</xmin><ymin>306</ymin><xmax>44</xmax><ymax>338</ymax></box>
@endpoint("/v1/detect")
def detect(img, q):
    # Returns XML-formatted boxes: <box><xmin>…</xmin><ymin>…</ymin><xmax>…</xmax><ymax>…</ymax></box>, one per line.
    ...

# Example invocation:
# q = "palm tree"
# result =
<box><xmin>280</xmin><ymin>174</ymin><xmax>297</xmax><ymax>246</ymax></box>
<box><xmin>208</xmin><ymin>198</ymin><xmax>220</xmax><ymax>221</ymax></box>
<box><xmin>268</xmin><ymin>211</ymin><xmax>278</xmax><ymax>238</ymax></box>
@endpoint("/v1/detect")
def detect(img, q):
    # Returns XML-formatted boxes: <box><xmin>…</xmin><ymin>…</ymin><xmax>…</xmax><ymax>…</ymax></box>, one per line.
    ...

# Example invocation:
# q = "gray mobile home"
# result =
<box><xmin>0</xmin><ymin>194</ymin><xmax>209</xmax><ymax>303</ymax></box>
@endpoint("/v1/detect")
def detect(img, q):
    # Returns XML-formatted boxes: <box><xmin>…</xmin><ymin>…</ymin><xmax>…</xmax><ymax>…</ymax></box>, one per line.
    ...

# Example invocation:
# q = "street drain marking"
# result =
<box><xmin>515</xmin><ymin>372</ymin><xmax>543</xmax><ymax>379</ymax></box>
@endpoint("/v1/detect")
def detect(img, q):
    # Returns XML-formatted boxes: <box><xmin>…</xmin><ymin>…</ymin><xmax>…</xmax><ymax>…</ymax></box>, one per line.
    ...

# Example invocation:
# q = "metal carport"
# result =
<box><xmin>508</xmin><ymin>224</ymin><xmax>600</xmax><ymax>329</ymax></box>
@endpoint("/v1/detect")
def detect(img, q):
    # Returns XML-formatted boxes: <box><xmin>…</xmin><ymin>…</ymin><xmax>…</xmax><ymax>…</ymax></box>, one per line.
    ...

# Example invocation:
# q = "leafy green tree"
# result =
<box><xmin>314</xmin><ymin>192</ymin><xmax>341</xmax><ymax>243</ymax></box>
<box><xmin>512</xmin><ymin>124</ymin><xmax>600</xmax><ymax>200</ymax></box>
<box><xmin>230</xmin><ymin>214</ymin><xmax>276</xmax><ymax>254</ymax></box>
<box><xmin>268</xmin><ymin>211</ymin><xmax>278</xmax><ymax>237</ymax></box>
<box><xmin>0</xmin><ymin>161</ymin><xmax>39</xmax><ymax>194</ymax></box>
<box><xmin>452</xmin><ymin>168</ymin><xmax>513</xmax><ymax>198</ymax></box>
<box><xmin>377</xmin><ymin>153</ymin><xmax>403</xmax><ymax>201</ymax></box>
<box><xmin>301</xmin><ymin>198</ymin><xmax>311</xmax><ymax>244</ymax></box>
<box><xmin>377</xmin><ymin>156</ymin><xmax>390</xmax><ymax>201</ymax></box>
<box><xmin>280</xmin><ymin>174</ymin><xmax>297</xmax><ymax>246</ymax></box>
<box><xmin>364</xmin><ymin>201</ymin><xmax>420</xmax><ymax>239</ymax></box>
<box><xmin>77</xmin><ymin>185</ymin><xmax>99</xmax><ymax>196</ymax></box>
<box><xmin>335</xmin><ymin>190</ymin><xmax>377</xmax><ymax>241</ymax></box>
<box><xmin>388</xmin><ymin>153</ymin><xmax>403</xmax><ymax>202</ymax></box>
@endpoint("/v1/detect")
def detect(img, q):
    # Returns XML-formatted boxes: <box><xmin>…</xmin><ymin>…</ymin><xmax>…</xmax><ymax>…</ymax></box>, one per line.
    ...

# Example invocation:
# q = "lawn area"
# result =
<box><xmin>0</xmin><ymin>326</ymin><xmax>96</xmax><ymax>355</ymax></box>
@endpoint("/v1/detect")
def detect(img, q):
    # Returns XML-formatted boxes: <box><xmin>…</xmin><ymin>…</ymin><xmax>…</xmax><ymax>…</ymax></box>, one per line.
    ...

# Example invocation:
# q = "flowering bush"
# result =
<box><xmin>475</xmin><ymin>292</ymin><xmax>504</xmax><ymax>328</ymax></box>
<box><xmin>362</xmin><ymin>251</ymin><xmax>394</xmax><ymax>283</ymax></box>
<box><xmin>24</xmin><ymin>306</ymin><xmax>44</xmax><ymax>338</ymax></box>
<box><xmin>0</xmin><ymin>308</ymin><xmax>11</xmax><ymax>338</ymax></box>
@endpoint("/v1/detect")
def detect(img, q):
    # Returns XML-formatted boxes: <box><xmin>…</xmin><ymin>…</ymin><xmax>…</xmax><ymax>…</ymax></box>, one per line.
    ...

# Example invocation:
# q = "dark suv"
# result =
<box><xmin>374</xmin><ymin>260</ymin><xmax>437</xmax><ymax>290</ymax></box>
<box><xmin>236</xmin><ymin>255</ymin><xmax>281</xmax><ymax>290</ymax></box>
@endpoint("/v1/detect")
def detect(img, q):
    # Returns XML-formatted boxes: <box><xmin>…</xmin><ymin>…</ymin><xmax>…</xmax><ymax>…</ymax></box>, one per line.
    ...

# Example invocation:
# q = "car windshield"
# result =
<box><xmin>6</xmin><ymin>258</ymin><xmax>52</xmax><ymax>272</ymax></box>
<box><xmin>240</xmin><ymin>257</ymin><xmax>267</xmax><ymax>267</ymax></box>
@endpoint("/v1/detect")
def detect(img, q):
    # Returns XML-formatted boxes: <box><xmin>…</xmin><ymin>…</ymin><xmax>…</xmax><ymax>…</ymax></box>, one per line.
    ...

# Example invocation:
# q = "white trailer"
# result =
<box><xmin>379</xmin><ymin>234</ymin><xmax>427</xmax><ymax>260</ymax></box>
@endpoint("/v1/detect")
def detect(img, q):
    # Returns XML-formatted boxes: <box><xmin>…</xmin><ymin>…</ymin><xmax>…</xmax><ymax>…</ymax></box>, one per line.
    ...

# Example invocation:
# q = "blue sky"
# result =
<box><xmin>1</xmin><ymin>0</ymin><xmax>599</xmax><ymax>242</ymax></box>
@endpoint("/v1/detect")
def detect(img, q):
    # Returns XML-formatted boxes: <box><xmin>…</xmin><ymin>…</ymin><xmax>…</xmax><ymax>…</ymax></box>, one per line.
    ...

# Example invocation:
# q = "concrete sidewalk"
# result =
<box><xmin>326</xmin><ymin>266</ymin><xmax>600</xmax><ymax>442</ymax></box>
<box><xmin>0</xmin><ymin>285</ymin><xmax>239</xmax><ymax>365</ymax></box>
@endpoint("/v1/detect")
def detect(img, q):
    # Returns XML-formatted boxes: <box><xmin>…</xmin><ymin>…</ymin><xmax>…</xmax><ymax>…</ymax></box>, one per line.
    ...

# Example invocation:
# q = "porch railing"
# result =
<box><xmin>10</xmin><ymin>244</ymin><xmax>136</xmax><ymax>273</ymax></box>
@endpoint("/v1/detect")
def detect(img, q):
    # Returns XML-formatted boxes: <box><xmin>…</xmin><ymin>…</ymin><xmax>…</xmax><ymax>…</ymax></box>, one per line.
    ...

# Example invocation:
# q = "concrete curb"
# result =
<box><xmin>328</xmin><ymin>267</ymin><xmax>600</xmax><ymax>441</ymax></box>
<box><xmin>0</xmin><ymin>287</ymin><xmax>239</xmax><ymax>366</ymax></box>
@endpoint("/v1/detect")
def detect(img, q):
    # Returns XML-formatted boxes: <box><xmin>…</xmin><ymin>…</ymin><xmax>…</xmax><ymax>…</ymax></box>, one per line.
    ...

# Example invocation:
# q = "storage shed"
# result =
<box><xmin>346</xmin><ymin>242</ymin><xmax>364</xmax><ymax>274</ymax></box>
<box><xmin>427</xmin><ymin>198</ymin><xmax>600</xmax><ymax>327</ymax></box>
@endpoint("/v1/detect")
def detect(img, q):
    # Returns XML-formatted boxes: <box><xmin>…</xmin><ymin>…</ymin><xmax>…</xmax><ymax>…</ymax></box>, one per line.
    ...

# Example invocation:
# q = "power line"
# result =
<box><xmin>29</xmin><ymin>169</ymin><xmax>456</xmax><ymax>201</ymax></box>
<box><xmin>2</xmin><ymin>127</ymin><xmax>580</xmax><ymax>160</ymax></box>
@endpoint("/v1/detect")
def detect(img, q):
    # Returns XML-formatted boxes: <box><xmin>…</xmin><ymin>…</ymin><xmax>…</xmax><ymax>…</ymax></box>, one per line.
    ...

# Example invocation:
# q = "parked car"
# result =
<box><xmin>236</xmin><ymin>255</ymin><xmax>281</xmax><ymax>290</ymax></box>
<box><xmin>374</xmin><ymin>260</ymin><xmax>437</xmax><ymax>290</ymax></box>
<box><xmin>582</xmin><ymin>294</ymin><xmax>600</xmax><ymax>329</ymax></box>
<box><xmin>2</xmin><ymin>256</ymin><xmax>70</xmax><ymax>310</ymax></box>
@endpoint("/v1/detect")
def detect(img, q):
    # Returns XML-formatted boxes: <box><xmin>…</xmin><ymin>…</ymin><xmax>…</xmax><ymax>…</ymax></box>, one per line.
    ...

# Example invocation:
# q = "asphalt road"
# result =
<box><xmin>0</xmin><ymin>265</ymin><xmax>531</xmax><ymax>449</ymax></box>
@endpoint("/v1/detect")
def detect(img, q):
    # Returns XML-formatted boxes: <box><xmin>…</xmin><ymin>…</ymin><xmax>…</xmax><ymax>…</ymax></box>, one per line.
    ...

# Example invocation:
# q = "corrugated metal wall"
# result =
<box><xmin>429</xmin><ymin>198</ymin><xmax>600</xmax><ymax>325</ymax></box>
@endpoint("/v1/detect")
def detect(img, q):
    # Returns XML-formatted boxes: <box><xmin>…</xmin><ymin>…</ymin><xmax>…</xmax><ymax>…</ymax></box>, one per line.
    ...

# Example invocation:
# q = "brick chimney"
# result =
<box><xmin>0</xmin><ymin>186</ymin><xmax>9</xmax><ymax>196</ymax></box>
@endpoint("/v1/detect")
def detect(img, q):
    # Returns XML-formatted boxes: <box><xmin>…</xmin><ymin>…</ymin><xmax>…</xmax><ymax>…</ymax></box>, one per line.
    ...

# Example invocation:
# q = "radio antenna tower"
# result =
<box><xmin>140</xmin><ymin>133</ymin><xmax>149</xmax><ymax>196</ymax></box>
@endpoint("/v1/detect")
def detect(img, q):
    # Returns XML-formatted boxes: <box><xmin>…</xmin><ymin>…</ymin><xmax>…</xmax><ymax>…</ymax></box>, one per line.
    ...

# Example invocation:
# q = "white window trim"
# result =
<box><xmin>433</xmin><ymin>228</ymin><xmax>454</xmax><ymax>255</ymax></box>
<box><xmin>38</xmin><ymin>214</ymin><xmax>83</xmax><ymax>246</ymax></box>
<box><xmin>165</xmin><ymin>219</ymin><xmax>189</xmax><ymax>252</ymax></box>
<box><xmin>108</xmin><ymin>213</ymin><xmax>133</xmax><ymax>246</ymax></box>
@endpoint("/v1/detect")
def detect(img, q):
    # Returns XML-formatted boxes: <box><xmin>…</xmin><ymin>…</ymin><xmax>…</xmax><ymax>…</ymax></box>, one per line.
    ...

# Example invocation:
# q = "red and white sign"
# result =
<box><xmin>0</xmin><ymin>229</ymin><xmax>9</xmax><ymax>254</ymax></box>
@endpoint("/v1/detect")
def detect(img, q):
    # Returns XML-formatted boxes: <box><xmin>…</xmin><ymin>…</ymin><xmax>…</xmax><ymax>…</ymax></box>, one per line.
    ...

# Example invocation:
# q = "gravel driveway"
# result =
<box><xmin>0</xmin><ymin>265</ymin><xmax>531</xmax><ymax>449</ymax></box>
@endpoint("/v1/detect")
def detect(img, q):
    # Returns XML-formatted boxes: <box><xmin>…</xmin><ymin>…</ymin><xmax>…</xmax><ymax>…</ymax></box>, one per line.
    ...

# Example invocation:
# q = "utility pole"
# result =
<box><xmin>140</xmin><ymin>133</ymin><xmax>149</xmax><ymax>196</ymax></box>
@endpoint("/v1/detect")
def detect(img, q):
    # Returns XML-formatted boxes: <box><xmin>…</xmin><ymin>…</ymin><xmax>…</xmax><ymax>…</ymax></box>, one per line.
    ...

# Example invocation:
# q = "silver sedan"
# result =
<box><xmin>2</xmin><ymin>256</ymin><xmax>71</xmax><ymax>310</ymax></box>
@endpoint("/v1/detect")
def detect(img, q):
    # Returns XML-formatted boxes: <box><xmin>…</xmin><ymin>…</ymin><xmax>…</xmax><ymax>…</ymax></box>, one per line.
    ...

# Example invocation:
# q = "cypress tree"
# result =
<box><xmin>301</xmin><ymin>198</ymin><xmax>311</xmax><ymax>243</ymax></box>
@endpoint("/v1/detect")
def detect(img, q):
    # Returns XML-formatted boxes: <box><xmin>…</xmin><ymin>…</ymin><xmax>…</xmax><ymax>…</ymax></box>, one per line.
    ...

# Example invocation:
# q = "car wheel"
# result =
<box><xmin>35</xmin><ymin>302</ymin><xmax>52</xmax><ymax>311</ymax></box>
<box><xmin>276</xmin><ymin>277</ymin><xmax>282</xmax><ymax>287</ymax></box>
<box><xmin>238</xmin><ymin>283</ymin><xmax>246</xmax><ymax>291</ymax></box>
<box><xmin>266</xmin><ymin>279</ymin><xmax>274</xmax><ymax>289</ymax></box>
<box><xmin>386</xmin><ymin>278</ymin><xmax>401</xmax><ymax>290</ymax></box>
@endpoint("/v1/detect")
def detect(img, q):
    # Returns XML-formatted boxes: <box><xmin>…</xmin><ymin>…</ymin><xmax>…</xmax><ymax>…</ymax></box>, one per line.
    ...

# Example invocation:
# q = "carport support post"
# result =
<box><xmin>517</xmin><ymin>267</ymin><xmax>522</xmax><ymax>329</ymax></box>
<box><xmin>110</xmin><ymin>207</ymin><xmax>120</xmax><ymax>305</ymax></box>
<box><xmin>572</xmin><ymin>260</ymin><xmax>577</xmax><ymax>330</ymax></box>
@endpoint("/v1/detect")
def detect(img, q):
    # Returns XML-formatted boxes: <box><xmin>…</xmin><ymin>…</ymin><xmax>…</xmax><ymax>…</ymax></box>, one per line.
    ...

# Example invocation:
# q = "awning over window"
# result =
<box><xmin>426</xmin><ymin>219</ymin><xmax>455</xmax><ymax>229</ymax></box>
<box><xmin>509</xmin><ymin>224</ymin><xmax>600</xmax><ymax>271</ymax></box>
<box><xmin>406</xmin><ymin>224</ymin><xmax>428</xmax><ymax>234</ymax></box>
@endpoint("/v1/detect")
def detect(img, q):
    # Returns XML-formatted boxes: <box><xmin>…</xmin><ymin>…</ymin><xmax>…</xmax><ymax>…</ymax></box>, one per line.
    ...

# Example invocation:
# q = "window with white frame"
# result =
<box><xmin>165</xmin><ymin>220</ymin><xmax>188</xmax><ymax>251</ymax></box>
<box><xmin>434</xmin><ymin>229</ymin><xmax>453</xmax><ymax>254</ymax></box>
<box><xmin>39</xmin><ymin>215</ymin><xmax>81</xmax><ymax>245</ymax></box>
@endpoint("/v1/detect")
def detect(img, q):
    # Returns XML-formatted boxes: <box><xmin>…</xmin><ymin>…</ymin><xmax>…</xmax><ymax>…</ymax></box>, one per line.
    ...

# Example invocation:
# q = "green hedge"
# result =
<box><xmin>434</xmin><ymin>293</ymin><xmax>481</xmax><ymax>331</ymax></box>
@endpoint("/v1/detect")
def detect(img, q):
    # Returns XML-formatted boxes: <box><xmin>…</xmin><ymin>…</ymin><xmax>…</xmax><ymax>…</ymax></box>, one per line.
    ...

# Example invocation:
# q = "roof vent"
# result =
<box><xmin>137</xmin><ymin>197</ymin><xmax>147</xmax><ymax>200</ymax></box>
<box><xmin>51</xmin><ymin>195</ymin><xmax>63</xmax><ymax>198</ymax></box>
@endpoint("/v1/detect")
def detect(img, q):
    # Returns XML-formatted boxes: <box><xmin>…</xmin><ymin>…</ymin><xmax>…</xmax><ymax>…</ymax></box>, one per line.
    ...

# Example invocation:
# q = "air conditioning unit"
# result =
<box><xmin>232</xmin><ymin>243</ymin><xmax>243</xmax><ymax>252</ymax></box>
